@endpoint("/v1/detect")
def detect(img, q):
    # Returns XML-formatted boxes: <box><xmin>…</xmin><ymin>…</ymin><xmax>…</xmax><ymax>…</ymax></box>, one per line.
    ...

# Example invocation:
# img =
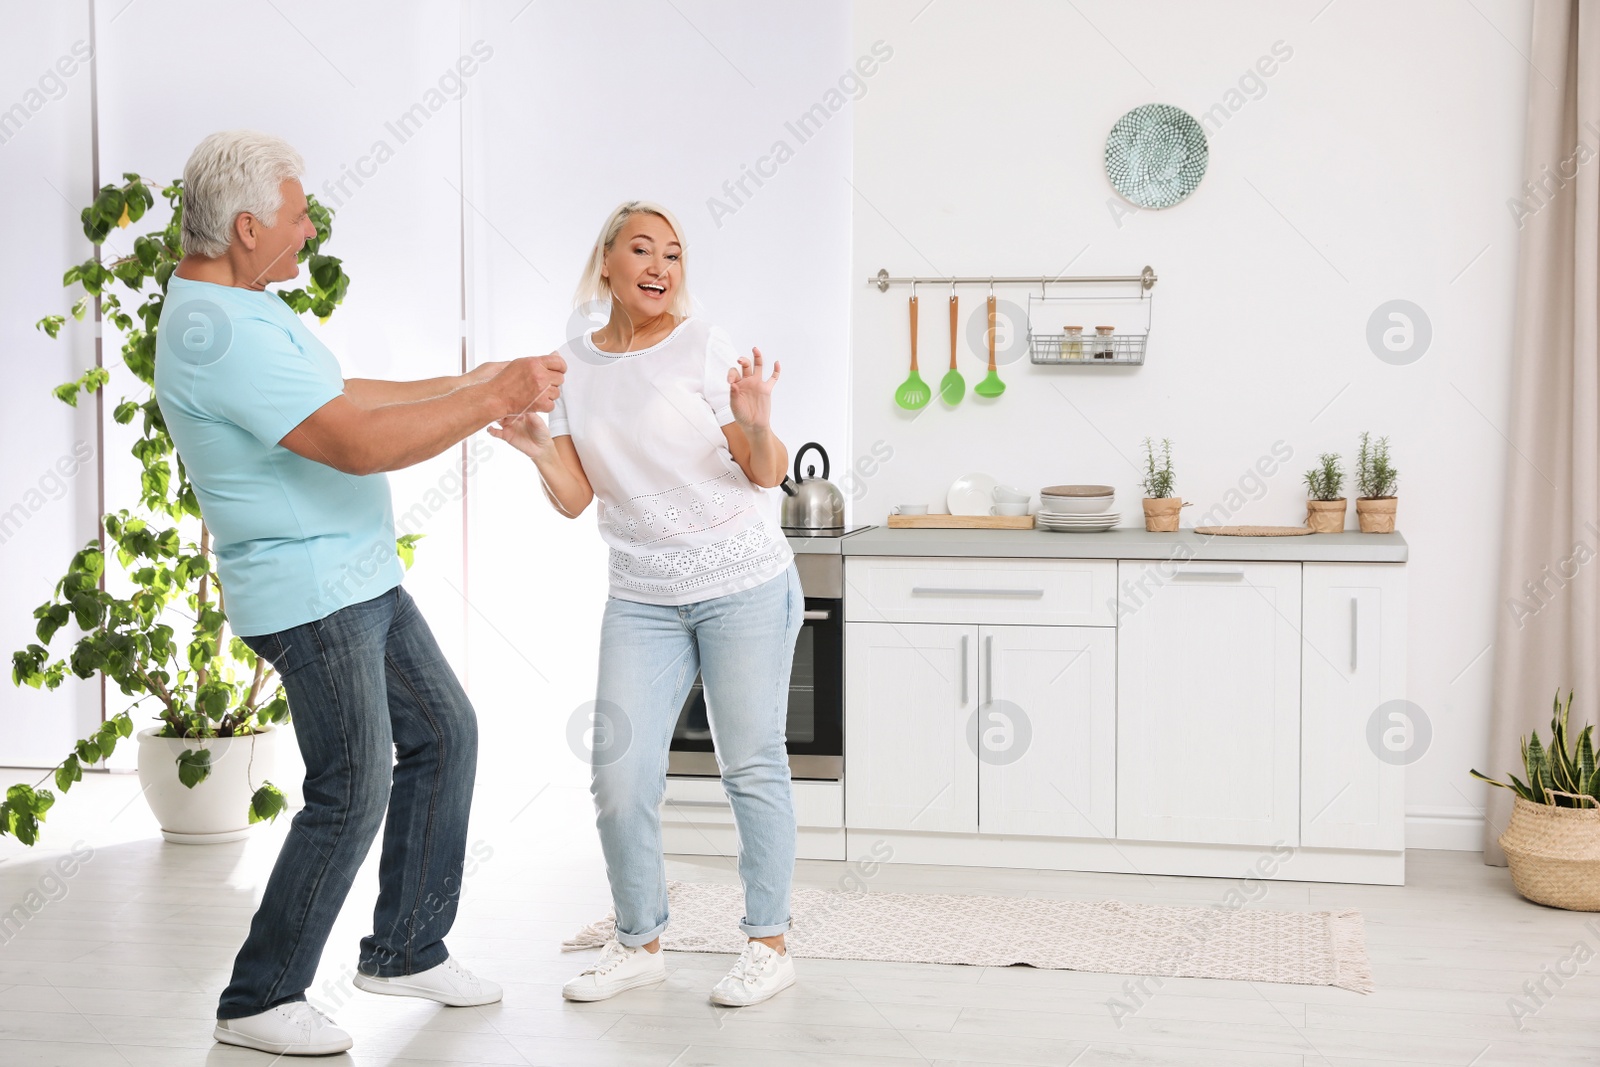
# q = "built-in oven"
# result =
<box><xmin>667</xmin><ymin>535</ymin><xmax>864</xmax><ymax>781</ymax></box>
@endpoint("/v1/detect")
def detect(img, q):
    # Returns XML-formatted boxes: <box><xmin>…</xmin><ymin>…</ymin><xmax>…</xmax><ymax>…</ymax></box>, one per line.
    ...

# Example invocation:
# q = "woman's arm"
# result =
<box><xmin>721</xmin><ymin>347</ymin><xmax>787</xmax><ymax>488</ymax></box>
<box><xmin>488</xmin><ymin>414</ymin><xmax>594</xmax><ymax>518</ymax></box>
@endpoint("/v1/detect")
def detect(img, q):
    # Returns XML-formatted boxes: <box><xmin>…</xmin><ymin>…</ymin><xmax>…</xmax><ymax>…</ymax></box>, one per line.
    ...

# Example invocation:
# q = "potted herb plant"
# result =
<box><xmin>1472</xmin><ymin>690</ymin><xmax>1600</xmax><ymax>911</ymax></box>
<box><xmin>4</xmin><ymin>173</ymin><xmax>398</xmax><ymax>846</ymax></box>
<box><xmin>1354</xmin><ymin>432</ymin><xmax>1398</xmax><ymax>533</ymax></box>
<box><xmin>1303</xmin><ymin>452</ymin><xmax>1347</xmax><ymax>533</ymax></box>
<box><xmin>1140</xmin><ymin>437</ymin><xmax>1183</xmax><ymax>532</ymax></box>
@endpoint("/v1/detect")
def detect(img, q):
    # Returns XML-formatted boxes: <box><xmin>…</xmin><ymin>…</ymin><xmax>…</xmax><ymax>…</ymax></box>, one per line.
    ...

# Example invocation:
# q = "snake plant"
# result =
<box><xmin>1472</xmin><ymin>690</ymin><xmax>1600</xmax><ymax>808</ymax></box>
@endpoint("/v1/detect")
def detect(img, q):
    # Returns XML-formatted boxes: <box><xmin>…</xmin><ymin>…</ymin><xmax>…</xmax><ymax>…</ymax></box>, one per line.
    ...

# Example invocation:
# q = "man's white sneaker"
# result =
<box><xmin>213</xmin><ymin>1002</ymin><xmax>354</xmax><ymax>1056</ymax></box>
<box><xmin>709</xmin><ymin>940</ymin><xmax>796</xmax><ymax>1007</ymax></box>
<box><xmin>561</xmin><ymin>939</ymin><xmax>667</xmax><ymax>1002</ymax></box>
<box><xmin>352</xmin><ymin>956</ymin><xmax>502</xmax><ymax>1007</ymax></box>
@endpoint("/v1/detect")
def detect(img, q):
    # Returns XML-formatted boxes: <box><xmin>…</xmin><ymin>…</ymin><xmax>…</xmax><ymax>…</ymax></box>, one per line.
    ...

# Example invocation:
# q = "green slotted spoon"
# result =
<box><xmin>939</xmin><ymin>291</ymin><xmax>964</xmax><ymax>405</ymax></box>
<box><xmin>894</xmin><ymin>293</ymin><xmax>931</xmax><ymax>410</ymax></box>
<box><xmin>974</xmin><ymin>292</ymin><xmax>1006</xmax><ymax>398</ymax></box>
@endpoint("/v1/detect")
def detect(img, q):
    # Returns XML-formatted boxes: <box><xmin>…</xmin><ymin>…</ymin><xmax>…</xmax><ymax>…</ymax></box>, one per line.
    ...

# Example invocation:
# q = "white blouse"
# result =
<box><xmin>546</xmin><ymin>317</ymin><xmax>793</xmax><ymax>605</ymax></box>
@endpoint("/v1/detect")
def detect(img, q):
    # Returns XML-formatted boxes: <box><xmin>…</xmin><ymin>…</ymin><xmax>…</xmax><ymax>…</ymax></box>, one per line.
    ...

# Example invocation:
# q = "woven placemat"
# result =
<box><xmin>1194</xmin><ymin>525</ymin><xmax>1314</xmax><ymax>537</ymax></box>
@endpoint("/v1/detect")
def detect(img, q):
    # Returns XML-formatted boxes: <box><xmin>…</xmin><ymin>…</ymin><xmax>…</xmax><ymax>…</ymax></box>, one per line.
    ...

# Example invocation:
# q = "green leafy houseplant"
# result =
<box><xmin>1140</xmin><ymin>437</ymin><xmax>1174</xmax><ymax>499</ymax></box>
<box><xmin>5</xmin><ymin>173</ymin><xmax>386</xmax><ymax>845</ymax></box>
<box><xmin>1472</xmin><ymin>690</ymin><xmax>1600</xmax><ymax>808</ymax></box>
<box><xmin>1355</xmin><ymin>432</ymin><xmax>1398</xmax><ymax>499</ymax></box>
<box><xmin>1303</xmin><ymin>453</ymin><xmax>1345</xmax><ymax>502</ymax></box>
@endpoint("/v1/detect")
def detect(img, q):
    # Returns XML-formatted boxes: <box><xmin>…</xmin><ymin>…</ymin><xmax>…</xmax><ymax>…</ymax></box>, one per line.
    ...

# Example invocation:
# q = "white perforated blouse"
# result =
<box><xmin>545</xmin><ymin>317</ymin><xmax>794</xmax><ymax>605</ymax></box>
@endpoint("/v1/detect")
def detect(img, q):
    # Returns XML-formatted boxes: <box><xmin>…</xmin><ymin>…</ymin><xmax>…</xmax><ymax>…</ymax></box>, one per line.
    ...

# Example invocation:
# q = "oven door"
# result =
<box><xmin>668</xmin><ymin>596</ymin><xmax>843</xmax><ymax>780</ymax></box>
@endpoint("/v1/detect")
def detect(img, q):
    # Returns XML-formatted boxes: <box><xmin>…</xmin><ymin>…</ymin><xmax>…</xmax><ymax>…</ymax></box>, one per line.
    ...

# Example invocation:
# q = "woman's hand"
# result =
<box><xmin>488</xmin><ymin>411</ymin><xmax>556</xmax><ymax>462</ymax></box>
<box><xmin>727</xmin><ymin>347</ymin><xmax>780</xmax><ymax>432</ymax></box>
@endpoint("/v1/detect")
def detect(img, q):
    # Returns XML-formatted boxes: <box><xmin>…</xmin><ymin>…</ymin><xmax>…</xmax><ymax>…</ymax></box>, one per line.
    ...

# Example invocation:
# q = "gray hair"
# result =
<box><xmin>180</xmin><ymin>130</ymin><xmax>305</xmax><ymax>258</ymax></box>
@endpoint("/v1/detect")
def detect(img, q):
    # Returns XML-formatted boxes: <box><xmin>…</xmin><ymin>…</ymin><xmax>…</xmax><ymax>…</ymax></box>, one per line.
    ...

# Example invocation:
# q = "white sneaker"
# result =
<box><xmin>561</xmin><ymin>939</ymin><xmax>667</xmax><ymax>1002</ymax></box>
<box><xmin>213</xmin><ymin>1002</ymin><xmax>354</xmax><ymax>1055</ymax></box>
<box><xmin>709</xmin><ymin>940</ymin><xmax>796</xmax><ymax>1006</ymax></box>
<box><xmin>353</xmin><ymin>956</ymin><xmax>502</xmax><ymax>1006</ymax></box>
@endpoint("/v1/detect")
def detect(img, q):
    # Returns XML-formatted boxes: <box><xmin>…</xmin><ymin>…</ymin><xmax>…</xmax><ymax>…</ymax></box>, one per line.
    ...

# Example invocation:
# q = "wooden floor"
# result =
<box><xmin>0</xmin><ymin>768</ymin><xmax>1596</xmax><ymax>1066</ymax></box>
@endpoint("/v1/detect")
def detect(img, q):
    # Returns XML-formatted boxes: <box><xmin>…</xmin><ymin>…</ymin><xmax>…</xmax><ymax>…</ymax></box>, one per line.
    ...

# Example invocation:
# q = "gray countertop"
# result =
<box><xmin>837</xmin><ymin>527</ymin><xmax>1408</xmax><ymax>563</ymax></box>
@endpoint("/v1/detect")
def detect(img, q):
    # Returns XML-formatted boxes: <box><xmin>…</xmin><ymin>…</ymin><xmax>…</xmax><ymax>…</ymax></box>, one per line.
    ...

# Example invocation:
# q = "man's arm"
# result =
<box><xmin>281</xmin><ymin>356</ymin><xmax>562</xmax><ymax>476</ymax></box>
<box><xmin>343</xmin><ymin>362</ymin><xmax>507</xmax><ymax>408</ymax></box>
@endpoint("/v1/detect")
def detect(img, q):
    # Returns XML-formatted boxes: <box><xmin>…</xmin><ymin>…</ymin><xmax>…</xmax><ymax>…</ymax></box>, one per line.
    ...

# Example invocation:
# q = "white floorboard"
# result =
<box><xmin>0</xmin><ymin>766</ymin><xmax>1594</xmax><ymax>1066</ymax></box>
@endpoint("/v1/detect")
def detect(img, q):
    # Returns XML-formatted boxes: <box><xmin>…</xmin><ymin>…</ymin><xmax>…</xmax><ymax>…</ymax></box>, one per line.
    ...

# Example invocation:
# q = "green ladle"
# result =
<box><xmin>974</xmin><ymin>293</ymin><xmax>1006</xmax><ymax>398</ymax></box>
<box><xmin>939</xmin><ymin>292</ymin><xmax>964</xmax><ymax>405</ymax></box>
<box><xmin>894</xmin><ymin>293</ymin><xmax>930</xmax><ymax>410</ymax></box>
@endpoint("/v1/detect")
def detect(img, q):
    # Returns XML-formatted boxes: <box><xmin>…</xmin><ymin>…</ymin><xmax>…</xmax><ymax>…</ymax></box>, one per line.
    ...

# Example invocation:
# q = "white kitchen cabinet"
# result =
<box><xmin>1300</xmin><ymin>563</ymin><xmax>1407</xmax><ymax>850</ymax></box>
<box><xmin>844</xmin><ymin>622</ymin><xmax>977</xmax><ymax>833</ymax></box>
<box><xmin>846</xmin><ymin>557</ymin><xmax>1117</xmax><ymax>626</ymax></box>
<box><xmin>977</xmin><ymin>625</ymin><xmax>1116</xmax><ymax>839</ymax></box>
<box><xmin>1116</xmin><ymin>560</ymin><xmax>1302</xmax><ymax>847</ymax></box>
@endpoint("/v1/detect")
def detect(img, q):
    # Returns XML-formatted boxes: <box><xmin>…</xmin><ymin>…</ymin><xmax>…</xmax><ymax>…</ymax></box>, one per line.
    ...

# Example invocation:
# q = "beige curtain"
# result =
<box><xmin>1486</xmin><ymin>0</ymin><xmax>1600</xmax><ymax>863</ymax></box>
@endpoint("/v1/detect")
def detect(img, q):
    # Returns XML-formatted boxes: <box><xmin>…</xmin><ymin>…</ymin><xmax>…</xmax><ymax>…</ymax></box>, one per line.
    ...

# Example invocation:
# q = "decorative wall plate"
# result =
<box><xmin>1104</xmin><ymin>103</ymin><xmax>1209</xmax><ymax>209</ymax></box>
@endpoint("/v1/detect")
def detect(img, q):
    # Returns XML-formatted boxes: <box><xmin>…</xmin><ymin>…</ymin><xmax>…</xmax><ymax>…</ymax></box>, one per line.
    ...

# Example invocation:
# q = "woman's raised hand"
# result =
<box><xmin>727</xmin><ymin>347</ymin><xmax>780</xmax><ymax>432</ymax></box>
<box><xmin>488</xmin><ymin>411</ymin><xmax>555</xmax><ymax>462</ymax></box>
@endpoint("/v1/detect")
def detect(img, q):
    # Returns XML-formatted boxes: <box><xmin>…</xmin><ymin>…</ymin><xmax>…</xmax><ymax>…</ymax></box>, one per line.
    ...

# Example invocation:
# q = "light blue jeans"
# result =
<box><xmin>591</xmin><ymin>564</ymin><xmax>803</xmax><ymax>946</ymax></box>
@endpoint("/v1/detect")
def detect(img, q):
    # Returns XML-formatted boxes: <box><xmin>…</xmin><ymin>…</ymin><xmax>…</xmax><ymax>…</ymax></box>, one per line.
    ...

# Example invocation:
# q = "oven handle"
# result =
<box><xmin>802</xmin><ymin>609</ymin><xmax>832</xmax><ymax>621</ymax></box>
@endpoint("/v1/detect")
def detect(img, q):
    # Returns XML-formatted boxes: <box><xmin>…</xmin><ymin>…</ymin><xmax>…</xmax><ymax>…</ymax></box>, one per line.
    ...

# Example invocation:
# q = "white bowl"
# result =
<box><xmin>1040</xmin><ymin>494</ymin><xmax>1116</xmax><ymax>515</ymax></box>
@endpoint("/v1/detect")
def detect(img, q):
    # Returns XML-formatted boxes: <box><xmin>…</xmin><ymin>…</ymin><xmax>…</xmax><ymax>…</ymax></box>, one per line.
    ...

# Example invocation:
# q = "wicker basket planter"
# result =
<box><xmin>1500</xmin><ymin>796</ymin><xmax>1600</xmax><ymax>911</ymax></box>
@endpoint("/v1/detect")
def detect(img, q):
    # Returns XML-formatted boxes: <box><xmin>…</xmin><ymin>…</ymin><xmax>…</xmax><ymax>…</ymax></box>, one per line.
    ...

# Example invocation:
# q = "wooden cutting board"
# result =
<box><xmin>887</xmin><ymin>514</ymin><xmax>1035</xmax><ymax>529</ymax></box>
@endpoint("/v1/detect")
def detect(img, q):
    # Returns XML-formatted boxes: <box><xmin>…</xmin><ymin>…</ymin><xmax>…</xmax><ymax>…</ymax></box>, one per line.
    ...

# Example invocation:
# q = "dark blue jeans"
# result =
<box><xmin>216</xmin><ymin>586</ymin><xmax>478</xmax><ymax>1020</ymax></box>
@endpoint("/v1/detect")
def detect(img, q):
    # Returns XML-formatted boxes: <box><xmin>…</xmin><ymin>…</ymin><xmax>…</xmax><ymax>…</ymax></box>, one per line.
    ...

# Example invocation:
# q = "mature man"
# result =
<box><xmin>153</xmin><ymin>130</ymin><xmax>563</xmax><ymax>1057</ymax></box>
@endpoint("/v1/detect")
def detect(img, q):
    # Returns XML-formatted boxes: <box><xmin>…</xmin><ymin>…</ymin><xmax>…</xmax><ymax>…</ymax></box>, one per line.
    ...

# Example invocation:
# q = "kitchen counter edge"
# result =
<box><xmin>838</xmin><ymin>527</ymin><xmax>1408</xmax><ymax>563</ymax></box>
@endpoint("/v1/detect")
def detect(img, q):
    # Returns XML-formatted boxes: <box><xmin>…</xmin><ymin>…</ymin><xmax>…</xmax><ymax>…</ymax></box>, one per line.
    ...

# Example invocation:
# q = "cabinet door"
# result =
<box><xmin>844</xmin><ymin>622</ymin><xmax>977</xmax><ymax>832</ymax></box>
<box><xmin>1117</xmin><ymin>561</ymin><xmax>1302</xmax><ymax>846</ymax></box>
<box><xmin>977</xmin><ymin>625</ymin><xmax>1116</xmax><ymax>838</ymax></box>
<box><xmin>1301</xmin><ymin>563</ymin><xmax>1407</xmax><ymax>850</ymax></box>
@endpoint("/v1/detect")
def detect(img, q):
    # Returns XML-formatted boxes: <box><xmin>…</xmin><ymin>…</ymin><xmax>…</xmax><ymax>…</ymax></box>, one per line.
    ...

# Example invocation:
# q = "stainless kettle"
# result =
<box><xmin>780</xmin><ymin>442</ymin><xmax>845</xmax><ymax>532</ymax></box>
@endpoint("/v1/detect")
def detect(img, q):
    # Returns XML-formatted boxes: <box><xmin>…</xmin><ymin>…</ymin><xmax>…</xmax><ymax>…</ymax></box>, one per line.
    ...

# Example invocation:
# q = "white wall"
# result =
<box><xmin>0</xmin><ymin>4</ymin><xmax>103</xmax><ymax>766</ymax></box>
<box><xmin>850</xmin><ymin>0</ymin><xmax>1530</xmax><ymax>849</ymax></box>
<box><xmin>462</xmin><ymin>0</ymin><xmax>854</xmax><ymax>794</ymax></box>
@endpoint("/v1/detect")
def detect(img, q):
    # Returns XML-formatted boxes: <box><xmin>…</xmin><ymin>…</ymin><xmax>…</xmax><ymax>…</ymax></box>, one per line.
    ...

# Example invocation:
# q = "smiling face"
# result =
<box><xmin>600</xmin><ymin>212</ymin><xmax>682</xmax><ymax>324</ymax></box>
<box><xmin>238</xmin><ymin>179</ymin><xmax>317</xmax><ymax>288</ymax></box>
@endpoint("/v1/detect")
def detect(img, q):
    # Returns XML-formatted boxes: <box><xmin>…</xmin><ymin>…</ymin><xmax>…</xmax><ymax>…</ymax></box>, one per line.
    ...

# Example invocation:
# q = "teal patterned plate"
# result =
<box><xmin>1104</xmin><ymin>103</ymin><xmax>1209</xmax><ymax>209</ymax></box>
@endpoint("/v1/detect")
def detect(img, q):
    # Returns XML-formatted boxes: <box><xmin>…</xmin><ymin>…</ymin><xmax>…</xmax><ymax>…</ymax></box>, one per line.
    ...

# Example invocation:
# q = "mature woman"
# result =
<box><xmin>492</xmin><ymin>201</ymin><xmax>802</xmax><ymax>1006</ymax></box>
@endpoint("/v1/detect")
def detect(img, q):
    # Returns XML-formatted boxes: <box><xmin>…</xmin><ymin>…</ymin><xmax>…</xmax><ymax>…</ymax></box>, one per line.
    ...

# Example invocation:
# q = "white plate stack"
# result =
<box><xmin>1037</xmin><ymin>484</ymin><xmax>1118</xmax><ymax>532</ymax></box>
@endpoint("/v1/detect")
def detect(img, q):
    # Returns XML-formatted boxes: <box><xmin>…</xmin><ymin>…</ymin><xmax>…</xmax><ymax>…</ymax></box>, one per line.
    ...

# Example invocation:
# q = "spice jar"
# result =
<box><xmin>1063</xmin><ymin>326</ymin><xmax>1084</xmax><ymax>360</ymax></box>
<box><xmin>1093</xmin><ymin>326</ymin><xmax>1115</xmax><ymax>360</ymax></box>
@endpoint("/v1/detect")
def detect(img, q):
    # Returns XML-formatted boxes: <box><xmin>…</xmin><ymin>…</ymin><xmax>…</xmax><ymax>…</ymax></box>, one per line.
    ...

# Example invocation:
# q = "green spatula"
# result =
<box><xmin>939</xmin><ymin>291</ymin><xmax>964</xmax><ymax>405</ymax></box>
<box><xmin>974</xmin><ymin>293</ymin><xmax>1006</xmax><ymax>398</ymax></box>
<box><xmin>894</xmin><ymin>293</ymin><xmax>930</xmax><ymax>410</ymax></box>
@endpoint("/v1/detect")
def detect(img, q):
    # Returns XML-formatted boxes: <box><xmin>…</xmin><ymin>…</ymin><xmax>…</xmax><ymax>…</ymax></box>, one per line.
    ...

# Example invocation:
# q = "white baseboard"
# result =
<box><xmin>1406</xmin><ymin>807</ymin><xmax>1484</xmax><ymax>852</ymax></box>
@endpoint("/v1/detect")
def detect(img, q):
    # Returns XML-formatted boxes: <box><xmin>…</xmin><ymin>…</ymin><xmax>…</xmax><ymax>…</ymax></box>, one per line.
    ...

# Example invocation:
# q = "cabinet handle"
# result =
<box><xmin>802</xmin><ymin>609</ymin><xmax>832</xmax><ymax>621</ymax></box>
<box><xmin>911</xmin><ymin>586</ymin><xmax>1046</xmax><ymax>598</ymax></box>
<box><xmin>959</xmin><ymin>633</ymin><xmax>969</xmax><ymax>705</ymax></box>
<box><xmin>1171</xmin><ymin>568</ymin><xmax>1245</xmax><ymax>581</ymax></box>
<box><xmin>1350</xmin><ymin>597</ymin><xmax>1359</xmax><ymax>672</ymax></box>
<box><xmin>985</xmin><ymin>634</ymin><xmax>995</xmax><ymax>705</ymax></box>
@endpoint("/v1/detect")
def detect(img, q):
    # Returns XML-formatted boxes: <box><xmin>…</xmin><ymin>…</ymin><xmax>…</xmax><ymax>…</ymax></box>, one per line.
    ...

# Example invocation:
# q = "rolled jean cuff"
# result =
<box><xmin>615</xmin><ymin>918</ymin><xmax>669</xmax><ymax>948</ymax></box>
<box><xmin>738</xmin><ymin>917</ymin><xmax>791</xmax><ymax>938</ymax></box>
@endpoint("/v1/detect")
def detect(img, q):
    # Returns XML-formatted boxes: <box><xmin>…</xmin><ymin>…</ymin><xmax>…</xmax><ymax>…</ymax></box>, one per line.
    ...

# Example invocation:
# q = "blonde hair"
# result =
<box><xmin>573</xmin><ymin>201</ymin><xmax>691</xmax><ymax>319</ymax></box>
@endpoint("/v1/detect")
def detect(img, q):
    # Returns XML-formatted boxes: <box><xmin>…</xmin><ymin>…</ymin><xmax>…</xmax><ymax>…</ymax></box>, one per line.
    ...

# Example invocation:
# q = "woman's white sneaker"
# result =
<box><xmin>213</xmin><ymin>1002</ymin><xmax>353</xmax><ymax>1055</ymax></box>
<box><xmin>709</xmin><ymin>940</ymin><xmax>795</xmax><ymax>1006</ymax></box>
<box><xmin>353</xmin><ymin>955</ymin><xmax>502</xmax><ymax>1006</ymax></box>
<box><xmin>562</xmin><ymin>939</ymin><xmax>667</xmax><ymax>1002</ymax></box>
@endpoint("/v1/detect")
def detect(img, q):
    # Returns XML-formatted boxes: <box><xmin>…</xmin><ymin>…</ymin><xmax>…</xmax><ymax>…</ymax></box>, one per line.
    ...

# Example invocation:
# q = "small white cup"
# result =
<box><xmin>992</xmin><ymin>485</ymin><xmax>1031</xmax><ymax>505</ymax></box>
<box><xmin>990</xmin><ymin>503</ymin><xmax>1029</xmax><ymax>516</ymax></box>
<box><xmin>893</xmin><ymin>504</ymin><xmax>929</xmax><ymax>516</ymax></box>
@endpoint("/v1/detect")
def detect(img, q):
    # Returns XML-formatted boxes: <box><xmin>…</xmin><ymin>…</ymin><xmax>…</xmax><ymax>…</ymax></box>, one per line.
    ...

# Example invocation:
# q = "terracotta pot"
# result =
<box><xmin>1356</xmin><ymin>496</ymin><xmax>1398</xmax><ymax>533</ymax></box>
<box><xmin>1142</xmin><ymin>497</ymin><xmax>1183</xmax><ymax>533</ymax></box>
<box><xmin>1500</xmin><ymin>796</ymin><xmax>1600</xmax><ymax>911</ymax></box>
<box><xmin>136</xmin><ymin>725</ymin><xmax>278</xmax><ymax>844</ymax></box>
<box><xmin>1305</xmin><ymin>498</ymin><xmax>1347</xmax><ymax>534</ymax></box>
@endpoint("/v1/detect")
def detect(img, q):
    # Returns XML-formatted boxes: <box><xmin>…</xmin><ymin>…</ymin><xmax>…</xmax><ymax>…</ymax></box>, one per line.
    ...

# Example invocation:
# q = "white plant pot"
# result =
<box><xmin>136</xmin><ymin>725</ymin><xmax>278</xmax><ymax>844</ymax></box>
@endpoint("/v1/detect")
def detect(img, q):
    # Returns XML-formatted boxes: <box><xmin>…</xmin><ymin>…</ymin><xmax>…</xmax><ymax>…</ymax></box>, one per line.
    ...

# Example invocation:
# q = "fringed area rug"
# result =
<box><xmin>563</xmin><ymin>880</ymin><xmax>1373</xmax><ymax>993</ymax></box>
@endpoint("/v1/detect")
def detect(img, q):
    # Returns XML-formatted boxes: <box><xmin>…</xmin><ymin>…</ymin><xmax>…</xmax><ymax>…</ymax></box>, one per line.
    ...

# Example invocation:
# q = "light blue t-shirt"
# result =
<box><xmin>153</xmin><ymin>275</ymin><xmax>403</xmax><ymax>636</ymax></box>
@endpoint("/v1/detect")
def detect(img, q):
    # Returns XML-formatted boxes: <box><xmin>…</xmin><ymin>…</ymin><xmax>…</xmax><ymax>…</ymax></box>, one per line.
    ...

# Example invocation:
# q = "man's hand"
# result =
<box><xmin>464</xmin><ymin>360</ymin><xmax>510</xmax><ymax>387</ymax></box>
<box><xmin>487</xmin><ymin>352</ymin><xmax>566</xmax><ymax>417</ymax></box>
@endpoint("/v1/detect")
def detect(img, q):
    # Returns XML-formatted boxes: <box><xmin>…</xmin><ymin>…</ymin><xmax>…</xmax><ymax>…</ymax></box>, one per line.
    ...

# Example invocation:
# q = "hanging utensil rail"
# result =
<box><xmin>867</xmin><ymin>266</ymin><xmax>1156</xmax><ymax>294</ymax></box>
